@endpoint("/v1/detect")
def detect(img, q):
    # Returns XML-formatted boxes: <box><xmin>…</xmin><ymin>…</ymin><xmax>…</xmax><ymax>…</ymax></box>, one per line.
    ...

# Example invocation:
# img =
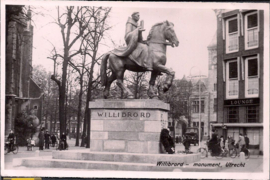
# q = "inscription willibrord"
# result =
<box><xmin>97</xmin><ymin>112</ymin><xmax>151</xmax><ymax>118</ymax></box>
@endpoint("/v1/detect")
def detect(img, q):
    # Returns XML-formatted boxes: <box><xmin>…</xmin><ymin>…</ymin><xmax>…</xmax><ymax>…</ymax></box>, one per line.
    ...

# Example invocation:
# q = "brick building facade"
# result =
<box><xmin>213</xmin><ymin>9</ymin><xmax>264</xmax><ymax>152</ymax></box>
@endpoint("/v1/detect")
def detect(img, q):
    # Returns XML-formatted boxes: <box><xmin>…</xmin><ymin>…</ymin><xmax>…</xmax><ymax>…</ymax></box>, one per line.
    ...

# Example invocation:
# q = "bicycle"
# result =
<box><xmin>197</xmin><ymin>143</ymin><xmax>228</xmax><ymax>159</ymax></box>
<box><xmin>229</xmin><ymin>144</ymin><xmax>250</xmax><ymax>159</ymax></box>
<box><xmin>196</xmin><ymin>143</ymin><xmax>208</xmax><ymax>159</ymax></box>
<box><xmin>5</xmin><ymin>141</ymin><xmax>19</xmax><ymax>154</ymax></box>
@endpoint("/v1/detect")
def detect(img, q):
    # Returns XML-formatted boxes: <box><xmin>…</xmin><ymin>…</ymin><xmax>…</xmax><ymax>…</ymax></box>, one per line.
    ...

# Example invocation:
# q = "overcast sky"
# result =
<box><xmin>30</xmin><ymin>3</ymin><xmax>217</xmax><ymax>80</ymax></box>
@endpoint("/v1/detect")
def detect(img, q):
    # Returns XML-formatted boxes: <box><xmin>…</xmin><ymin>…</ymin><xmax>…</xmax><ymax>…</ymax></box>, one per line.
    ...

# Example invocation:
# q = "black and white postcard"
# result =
<box><xmin>1</xmin><ymin>1</ymin><xmax>269</xmax><ymax>179</ymax></box>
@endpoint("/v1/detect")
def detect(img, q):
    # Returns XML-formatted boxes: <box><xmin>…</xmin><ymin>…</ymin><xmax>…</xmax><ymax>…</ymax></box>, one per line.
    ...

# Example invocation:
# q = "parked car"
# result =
<box><xmin>184</xmin><ymin>127</ymin><xmax>202</xmax><ymax>146</ymax></box>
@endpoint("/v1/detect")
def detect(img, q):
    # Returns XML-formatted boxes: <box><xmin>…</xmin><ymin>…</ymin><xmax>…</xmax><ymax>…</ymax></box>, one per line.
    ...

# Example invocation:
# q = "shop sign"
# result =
<box><xmin>224</xmin><ymin>98</ymin><xmax>260</xmax><ymax>106</ymax></box>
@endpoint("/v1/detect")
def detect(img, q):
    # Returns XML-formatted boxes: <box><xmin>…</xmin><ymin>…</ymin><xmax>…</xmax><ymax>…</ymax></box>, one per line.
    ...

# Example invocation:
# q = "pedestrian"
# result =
<box><xmin>183</xmin><ymin>135</ymin><xmax>191</xmax><ymax>153</ymax></box>
<box><xmin>228</xmin><ymin>136</ymin><xmax>234</xmax><ymax>150</ymax></box>
<box><xmin>224</xmin><ymin>138</ymin><xmax>229</xmax><ymax>151</ymax></box>
<box><xmin>81</xmin><ymin>133</ymin><xmax>86</xmax><ymax>147</ymax></box>
<box><xmin>237</xmin><ymin>133</ymin><xmax>246</xmax><ymax>152</ymax></box>
<box><xmin>206</xmin><ymin>135</ymin><xmax>210</xmax><ymax>150</ymax></box>
<box><xmin>60</xmin><ymin>132</ymin><xmax>67</xmax><ymax>150</ymax></box>
<box><xmin>7</xmin><ymin>130</ymin><xmax>15</xmax><ymax>152</ymax></box>
<box><xmin>51</xmin><ymin>134</ymin><xmax>57</xmax><ymax>147</ymax></box>
<box><xmin>160</xmin><ymin>128</ymin><xmax>175</xmax><ymax>154</ymax></box>
<box><xmin>220</xmin><ymin>136</ymin><xmax>224</xmax><ymax>149</ymax></box>
<box><xmin>38</xmin><ymin>128</ymin><xmax>45</xmax><ymax>150</ymax></box>
<box><xmin>209</xmin><ymin>133</ymin><xmax>220</xmax><ymax>156</ymax></box>
<box><xmin>244</xmin><ymin>134</ymin><xmax>250</xmax><ymax>149</ymax></box>
<box><xmin>44</xmin><ymin>130</ymin><xmax>51</xmax><ymax>149</ymax></box>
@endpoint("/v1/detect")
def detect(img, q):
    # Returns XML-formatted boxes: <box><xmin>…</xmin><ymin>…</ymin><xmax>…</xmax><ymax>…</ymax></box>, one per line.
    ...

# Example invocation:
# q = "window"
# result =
<box><xmin>245</xmin><ymin>11</ymin><xmax>259</xmax><ymax>49</ymax></box>
<box><xmin>192</xmin><ymin>122</ymin><xmax>203</xmax><ymax>127</ymax></box>
<box><xmin>246</xmin><ymin>106</ymin><xmax>259</xmax><ymax>123</ymax></box>
<box><xmin>192</xmin><ymin>101</ymin><xmax>199</xmax><ymax>113</ymax></box>
<box><xmin>246</xmin><ymin>128</ymin><xmax>259</xmax><ymax>145</ymax></box>
<box><xmin>227</xmin><ymin>107</ymin><xmax>239</xmax><ymax>123</ymax></box>
<box><xmin>201</xmin><ymin>101</ymin><xmax>205</xmax><ymax>113</ymax></box>
<box><xmin>181</xmin><ymin>101</ymin><xmax>188</xmax><ymax>114</ymax></box>
<box><xmin>226</xmin><ymin>60</ymin><xmax>239</xmax><ymax>99</ymax></box>
<box><xmin>192</xmin><ymin>100</ymin><xmax>204</xmax><ymax>113</ymax></box>
<box><xmin>226</xmin><ymin>16</ymin><xmax>239</xmax><ymax>53</ymax></box>
<box><xmin>245</xmin><ymin>56</ymin><xmax>259</xmax><ymax>97</ymax></box>
<box><xmin>214</xmin><ymin>98</ymin><xmax>217</xmax><ymax>112</ymax></box>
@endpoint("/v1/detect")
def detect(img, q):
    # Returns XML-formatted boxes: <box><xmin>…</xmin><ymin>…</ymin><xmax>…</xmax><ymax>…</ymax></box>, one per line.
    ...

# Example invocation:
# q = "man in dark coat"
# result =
<box><xmin>160</xmin><ymin>128</ymin><xmax>175</xmax><ymax>154</ymax></box>
<box><xmin>244</xmin><ymin>134</ymin><xmax>250</xmax><ymax>149</ymax></box>
<box><xmin>183</xmin><ymin>135</ymin><xmax>191</xmax><ymax>152</ymax></box>
<box><xmin>38</xmin><ymin>129</ymin><xmax>45</xmax><ymax>150</ymax></box>
<box><xmin>51</xmin><ymin>134</ymin><xmax>57</xmax><ymax>147</ymax></box>
<box><xmin>7</xmin><ymin>130</ymin><xmax>15</xmax><ymax>152</ymax></box>
<box><xmin>60</xmin><ymin>132</ymin><xmax>67</xmax><ymax>150</ymax></box>
<box><xmin>44</xmin><ymin>130</ymin><xmax>51</xmax><ymax>149</ymax></box>
<box><xmin>208</xmin><ymin>133</ymin><xmax>220</xmax><ymax>156</ymax></box>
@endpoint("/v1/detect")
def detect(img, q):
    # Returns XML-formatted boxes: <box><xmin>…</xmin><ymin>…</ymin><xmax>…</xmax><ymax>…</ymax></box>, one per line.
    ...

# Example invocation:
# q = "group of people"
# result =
<box><xmin>207</xmin><ymin>133</ymin><xmax>250</xmax><ymax>156</ymax></box>
<box><xmin>38</xmin><ymin>129</ymin><xmax>68</xmax><ymax>150</ymax></box>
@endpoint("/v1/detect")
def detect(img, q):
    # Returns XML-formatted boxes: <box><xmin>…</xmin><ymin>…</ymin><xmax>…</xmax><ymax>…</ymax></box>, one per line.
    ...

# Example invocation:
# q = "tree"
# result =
<box><xmin>126</xmin><ymin>72</ymin><xmax>149</xmax><ymax>99</ymax></box>
<box><xmin>82</xmin><ymin>7</ymin><xmax>112</xmax><ymax>148</ymax></box>
<box><xmin>64</xmin><ymin>62</ymin><xmax>86</xmax><ymax>146</ymax></box>
<box><xmin>50</xmin><ymin>6</ymin><xmax>92</xmax><ymax>135</ymax></box>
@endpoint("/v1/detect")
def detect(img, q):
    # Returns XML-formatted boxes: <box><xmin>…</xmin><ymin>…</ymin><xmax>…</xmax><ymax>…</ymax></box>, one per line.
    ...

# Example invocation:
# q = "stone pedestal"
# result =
<box><xmin>89</xmin><ymin>99</ymin><xmax>169</xmax><ymax>154</ymax></box>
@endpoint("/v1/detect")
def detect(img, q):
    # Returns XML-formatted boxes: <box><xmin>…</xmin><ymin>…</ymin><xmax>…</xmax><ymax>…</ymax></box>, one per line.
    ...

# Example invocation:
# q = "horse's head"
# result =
<box><xmin>164</xmin><ymin>20</ymin><xmax>179</xmax><ymax>47</ymax></box>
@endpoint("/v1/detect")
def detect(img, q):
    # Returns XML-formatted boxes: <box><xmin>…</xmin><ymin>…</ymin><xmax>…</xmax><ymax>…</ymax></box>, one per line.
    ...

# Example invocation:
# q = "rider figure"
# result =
<box><xmin>125</xmin><ymin>12</ymin><xmax>145</xmax><ymax>44</ymax></box>
<box><xmin>7</xmin><ymin>130</ymin><xmax>15</xmax><ymax>152</ymax></box>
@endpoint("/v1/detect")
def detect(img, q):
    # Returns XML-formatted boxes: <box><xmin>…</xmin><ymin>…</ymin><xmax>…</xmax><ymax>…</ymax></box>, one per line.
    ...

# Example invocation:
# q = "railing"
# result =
<box><xmin>247</xmin><ymin>27</ymin><xmax>258</xmax><ymax>48</ymax></box>
<box><xmin>228</xmin><ymin>32</ymin><xmax>238</xmax><ymax>52</ymax></box>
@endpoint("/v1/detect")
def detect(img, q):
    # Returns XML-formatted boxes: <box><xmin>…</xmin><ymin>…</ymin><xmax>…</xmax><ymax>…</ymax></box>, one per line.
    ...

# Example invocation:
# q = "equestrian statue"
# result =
<box><xmin>100</xmin><ymin>12</ymin><xmax>179</xmax><ymax>99</ymax></box>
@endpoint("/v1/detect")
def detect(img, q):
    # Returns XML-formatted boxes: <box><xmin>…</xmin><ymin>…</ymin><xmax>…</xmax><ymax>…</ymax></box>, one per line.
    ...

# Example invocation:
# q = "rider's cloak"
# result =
<box><xmin>111</xmin><ymin>17</ymin><xmax>153</xmax><ymax>70</ymax></box>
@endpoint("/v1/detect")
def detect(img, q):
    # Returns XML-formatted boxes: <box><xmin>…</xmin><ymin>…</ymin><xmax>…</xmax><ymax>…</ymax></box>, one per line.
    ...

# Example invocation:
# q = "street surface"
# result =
<box><xmin>4</xmin><ymin>139</ymin><xmax>263</xmax><ymax>172</ymax></box>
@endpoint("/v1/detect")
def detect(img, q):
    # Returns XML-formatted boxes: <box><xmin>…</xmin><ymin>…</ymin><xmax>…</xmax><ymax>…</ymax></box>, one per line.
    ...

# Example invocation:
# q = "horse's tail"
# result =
<box><xmin>100</xmin><ymin>53</ymin><xmax>110</xmax><ymax>87</ymax></box>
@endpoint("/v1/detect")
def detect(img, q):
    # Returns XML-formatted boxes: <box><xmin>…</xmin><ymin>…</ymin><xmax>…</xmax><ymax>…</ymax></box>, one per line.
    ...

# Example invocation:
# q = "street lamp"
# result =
<box><xmin>188</xmin><ymin>66</ymin><xmax>206</xmax><ymax>148</ymax></box>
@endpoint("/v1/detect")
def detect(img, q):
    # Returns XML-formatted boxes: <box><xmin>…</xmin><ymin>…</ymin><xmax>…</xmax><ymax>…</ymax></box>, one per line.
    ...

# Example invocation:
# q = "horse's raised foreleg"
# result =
<box><xmin>154</xmin><ymin>64</ymin><xmax>175</xmax><ymax>92</ymax></box>
<box><xmin>104</xmin><ymin>73</ymin><xmax>116</xmax><ymax>99</ymax></box>
<box><xmin>148</xmin><ymin>71</ymin><xmax>159</xmax><ymax>99</ymax></box>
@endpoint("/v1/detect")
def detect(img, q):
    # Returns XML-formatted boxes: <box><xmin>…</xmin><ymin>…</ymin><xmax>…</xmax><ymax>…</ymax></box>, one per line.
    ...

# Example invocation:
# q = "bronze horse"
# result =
<box><xmin>100</xmin><ymin>21</ymin><xmax>179</xmax><ymax>99</ymax></box>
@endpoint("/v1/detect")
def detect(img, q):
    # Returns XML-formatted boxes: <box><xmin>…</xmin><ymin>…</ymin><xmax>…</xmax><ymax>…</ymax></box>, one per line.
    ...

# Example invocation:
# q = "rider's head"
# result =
<box><xmin>131</xmin><ymin>12</ymin><xmax>140</xmax><ymax>22</ymax></box>
<box><xmin>10</xmin><ymin>130</ymin><xmax>13</xmax><ymax>133</ymax></box>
